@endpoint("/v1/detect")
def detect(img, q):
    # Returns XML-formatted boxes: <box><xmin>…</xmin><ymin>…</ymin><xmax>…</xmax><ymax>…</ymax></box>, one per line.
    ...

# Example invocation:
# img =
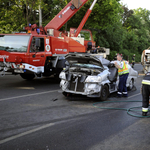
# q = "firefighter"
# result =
<box><xmin>114</xmin><ymin>54</ymin><xmax>129</xmax><ymax>97</ymax></box>
<box><xmin>93</xmin><ymin>46</ymin><xmax>100</xmax><ymax>53</ymax></box>
<box><xmin>141</xmin><ymin>74</ymin><xmax>150</xmax><ymax>116</ymax></box>
<box><xmin>132</xmin><ymin>54</ymin><xmax>135</xmax><ymax>68</ymax></box>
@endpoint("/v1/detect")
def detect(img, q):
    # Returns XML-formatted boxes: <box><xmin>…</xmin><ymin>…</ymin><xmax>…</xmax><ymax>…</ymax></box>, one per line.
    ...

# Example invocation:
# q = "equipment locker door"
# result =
<box><xmin>29</xmin><ymin>37</ymin><xmax>45</xmax><ymax>66</ymax></box>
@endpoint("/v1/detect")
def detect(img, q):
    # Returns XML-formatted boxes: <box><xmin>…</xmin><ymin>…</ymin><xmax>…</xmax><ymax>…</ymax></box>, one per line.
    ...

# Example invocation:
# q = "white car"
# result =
<box><xmin>59</xmin><ymin>53</ymin><xmax>138</xmax><ymax>100</ymax></box>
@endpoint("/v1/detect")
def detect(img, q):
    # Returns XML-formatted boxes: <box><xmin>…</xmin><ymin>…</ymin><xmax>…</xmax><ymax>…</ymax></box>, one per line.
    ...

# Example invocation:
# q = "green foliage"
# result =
<box><xmin>66</xmin><ymin>0</ymin><xmax>123</xmax><ymax>31</ymax></box>
<box><xmin>0</xmin><ymin>0</ymin><xmax>41</xmax><ymax>33</ymax></box>
<box><xmin>42</xmin><ymin>0</ymin><xmax>69</xmax><ymax>26</ymax></box>
<box><xmin>97</xmin><ymin>5</ymin><xmax>150</xmax><ymax>62</ymax></box>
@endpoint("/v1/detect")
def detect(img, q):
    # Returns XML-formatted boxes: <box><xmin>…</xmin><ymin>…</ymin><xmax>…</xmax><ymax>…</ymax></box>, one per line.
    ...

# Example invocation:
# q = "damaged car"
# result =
<box><xmin>59</xmin><ymin>53</ymin><xmax>138</xmax><ymax>100</ymax></box>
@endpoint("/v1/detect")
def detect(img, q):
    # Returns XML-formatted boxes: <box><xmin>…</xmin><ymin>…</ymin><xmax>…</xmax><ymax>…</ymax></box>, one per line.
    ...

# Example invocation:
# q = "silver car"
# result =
<box><xmin>59</xmin><ymin>53</ymin><xmax>138</xmax><ymax>100</ymax></box>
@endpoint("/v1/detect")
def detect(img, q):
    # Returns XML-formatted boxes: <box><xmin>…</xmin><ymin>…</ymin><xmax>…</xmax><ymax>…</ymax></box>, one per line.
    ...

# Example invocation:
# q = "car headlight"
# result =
<box><xmin>85</xmin><ymin>76</ymin><xmax>101</xmax><ymax>83</ymax></box>
<box><xmin>59</xmin><ymin>72</ymin><xmax>66</xmax><ymax>79</ymax></box>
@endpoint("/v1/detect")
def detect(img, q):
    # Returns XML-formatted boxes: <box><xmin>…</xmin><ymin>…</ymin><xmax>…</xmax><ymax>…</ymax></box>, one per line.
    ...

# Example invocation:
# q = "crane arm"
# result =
<box><xmin>75</xmin><ymin>0</ymin><xmax>97</xmax><ymax>37</ymax></box>
<box><xmin>45</xmin><ymin>0</ymin><xmax>88</xmax><ymax>30</ymax></box>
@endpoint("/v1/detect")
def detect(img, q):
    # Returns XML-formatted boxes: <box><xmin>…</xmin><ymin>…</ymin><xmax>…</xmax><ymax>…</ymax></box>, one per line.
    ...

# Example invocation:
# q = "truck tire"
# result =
<box><xmin>20</xmin><ymin>74</ymin><xmax>35</xmax><ymax>80</ymax></box>
<box><xmin>55</xmin><ymin>59</ymin><xmax>66</xmax><ymax>73</ymax></box>
<box><xmin>100</xmin><ymin>85</ymin><xmax>109</xmax><ymax>101</ymax></box>
<box><xmin>54</xmin><ymin>74</ymin><xmax>61</xmax><ymax>82</ymax></box>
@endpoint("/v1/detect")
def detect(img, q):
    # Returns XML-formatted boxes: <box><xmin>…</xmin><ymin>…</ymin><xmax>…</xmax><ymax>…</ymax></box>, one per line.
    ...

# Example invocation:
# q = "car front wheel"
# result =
<box><xmin>62</xmin><ymin>92</ymin><xmax>68</xmax><ymax>97</ymax></box>
<box><xmin>100</xmin><ymin>85</ymin><xmax>109</xmax><ymax>101</ymax></box>
<box><xmin>128</xmin><ymin>79</ymin><xmax>134</xmax><ymax>90</ymax></box>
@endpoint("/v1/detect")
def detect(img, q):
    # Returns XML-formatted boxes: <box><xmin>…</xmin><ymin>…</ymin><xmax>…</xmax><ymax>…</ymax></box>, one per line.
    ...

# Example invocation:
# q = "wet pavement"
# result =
<box><xmin>0</xmin><ymin>64</ymin><xmax>149</xmax><ymax>150</ymax></box>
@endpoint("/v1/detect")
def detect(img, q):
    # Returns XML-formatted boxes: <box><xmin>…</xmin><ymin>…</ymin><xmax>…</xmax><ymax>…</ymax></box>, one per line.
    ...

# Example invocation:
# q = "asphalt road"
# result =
<box><xmin>0</xmin><ymin>64</ymin><xmax>149</xmax><ymax>150</ymax></box>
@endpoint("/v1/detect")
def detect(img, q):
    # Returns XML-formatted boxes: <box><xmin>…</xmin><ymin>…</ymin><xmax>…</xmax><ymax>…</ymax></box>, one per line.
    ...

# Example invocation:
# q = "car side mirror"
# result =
<box><xmin>108</xmin><ymin>63</ymin><xmax>114</xmax><ymax>68</ymax></box>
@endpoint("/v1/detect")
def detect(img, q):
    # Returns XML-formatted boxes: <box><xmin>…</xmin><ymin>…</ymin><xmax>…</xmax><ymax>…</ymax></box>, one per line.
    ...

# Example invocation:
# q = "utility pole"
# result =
<box><xmin>39</xmin><ymin>0</ymin><xmax>42</xmax><ymax>27</ymax></box>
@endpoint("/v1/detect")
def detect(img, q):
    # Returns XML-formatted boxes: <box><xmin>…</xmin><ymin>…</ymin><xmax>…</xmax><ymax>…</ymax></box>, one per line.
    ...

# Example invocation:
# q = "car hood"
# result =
<box><xmin>65</xmin><ymin>53</ymin><xmax>104</xmax><ymax>69</ymax></box>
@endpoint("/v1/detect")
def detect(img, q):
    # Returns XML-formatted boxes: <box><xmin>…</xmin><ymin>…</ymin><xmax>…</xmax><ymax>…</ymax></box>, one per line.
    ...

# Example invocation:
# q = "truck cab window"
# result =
<box><xmin>78</xmin><ymin>30</ymin><xmax>91</xmax><ymax>41</ymax></box>
<box><xmin>30</xmin><ymin>38</ymin><xmax>44</xmax><ymax>52</ymax></box>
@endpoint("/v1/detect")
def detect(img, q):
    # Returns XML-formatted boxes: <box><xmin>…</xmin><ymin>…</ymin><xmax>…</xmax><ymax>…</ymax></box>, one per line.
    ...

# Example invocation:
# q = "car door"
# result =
<box><xmin>29</xmin><ymin>37</ymin><xmax>45</xmax><ymax>67</ymax></box>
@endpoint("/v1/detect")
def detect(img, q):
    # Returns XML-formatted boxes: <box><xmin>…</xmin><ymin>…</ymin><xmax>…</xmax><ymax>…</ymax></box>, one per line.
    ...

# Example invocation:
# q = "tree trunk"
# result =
<box><xmin>26</xmin><ymin>2</ymin><xmax>29</xmax><ymax>26</ymax></box>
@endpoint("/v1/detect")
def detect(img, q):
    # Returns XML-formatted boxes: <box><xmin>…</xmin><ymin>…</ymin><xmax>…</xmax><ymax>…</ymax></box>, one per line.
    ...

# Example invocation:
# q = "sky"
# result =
<box><xmin>120</xmin><ymin>0</ymin><xmax>150</xmax><ymax>10</ymax></box>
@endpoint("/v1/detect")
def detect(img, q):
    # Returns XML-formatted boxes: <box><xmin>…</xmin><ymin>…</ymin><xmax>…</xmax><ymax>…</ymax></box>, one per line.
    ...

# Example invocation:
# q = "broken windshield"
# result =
<box><xmin>72</xmin><ymin>63</ymin><xmax>103</xmax><ymax>70</ymax></box>
<box><xmin>0</xmin><ymin>35</ymin><xmax>30</xmax><ymax>52</ymax></box>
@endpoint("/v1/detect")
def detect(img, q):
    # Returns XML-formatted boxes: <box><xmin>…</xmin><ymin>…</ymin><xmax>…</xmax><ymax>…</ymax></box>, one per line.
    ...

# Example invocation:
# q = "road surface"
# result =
<box><xmin>0</xmin><ymin>64</ymin><xmax>149</xmax><ymax>150</ymax></box>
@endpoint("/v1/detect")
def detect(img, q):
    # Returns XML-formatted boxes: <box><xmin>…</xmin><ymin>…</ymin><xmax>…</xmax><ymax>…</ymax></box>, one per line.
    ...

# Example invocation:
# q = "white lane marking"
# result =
<box><xmin>138</xmin><ymin>74</ymin><xmax>145</xmax><ymax>76</ymax></box>
<box><xmin>0</xmin><ymin>123</ymin><xmax>55</xmax><ymax>145</ymax></box>
<box><xmin>127</xmin><ymin>93</ymin><xmax>141</xmax><ymax>99</ymax></box>
<box><xmin>15</xmin><ymin>87</ymin><xmax>35</xmax><ymax>89</ymax></box>
<box><xmin>0</xmin><ymin>90</ymin><xmax>58</xmax><ymax>102</ymax></box>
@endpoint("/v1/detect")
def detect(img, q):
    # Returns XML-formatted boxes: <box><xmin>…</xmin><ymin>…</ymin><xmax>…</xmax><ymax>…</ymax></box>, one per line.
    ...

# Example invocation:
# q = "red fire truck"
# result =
<box><xmin>0</xmin><ymin>0</ymin><xmax>96</xmax><ymax>80</ymax></box>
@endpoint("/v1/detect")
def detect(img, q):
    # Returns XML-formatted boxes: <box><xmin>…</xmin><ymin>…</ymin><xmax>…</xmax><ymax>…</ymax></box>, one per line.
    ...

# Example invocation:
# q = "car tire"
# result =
<box><xmin>20</xmin><ymin>74</ymin><xmax>35</xmax><ymax>80</ymax></box>
<box><xmin>54</xmin><ymin>74</ymin><xmax>60</xmax><ymax>81</ymax></box>
<box><xmin>100</xmin><ymin>85</ymin><xmax>109</xmax><ymax>101</ymax></box>
<box><xmin>128</xmin><ymin>79</ymin><xmax>134</xmax><ymax>90</ymax></box>
<box><xmin>62</xmin><ymin>92</ymin><xmax>68</xmax><ymax>97</ymax></box>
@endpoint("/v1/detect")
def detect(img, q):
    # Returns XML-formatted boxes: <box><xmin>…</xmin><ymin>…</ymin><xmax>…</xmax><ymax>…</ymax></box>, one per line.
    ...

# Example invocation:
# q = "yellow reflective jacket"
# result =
<box><xmin>118</xmin><ymin>61</ymin><xmax>129</xmax><ymax>75</ymax></box>
<box><xmin>142</xmin><ymin>75</ymin><xmax>150</xmax><ymax>85</ymax></box>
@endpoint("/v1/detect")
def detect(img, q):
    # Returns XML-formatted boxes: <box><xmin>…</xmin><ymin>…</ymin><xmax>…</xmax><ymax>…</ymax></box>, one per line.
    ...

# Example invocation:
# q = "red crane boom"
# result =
<box><xmin>45</xmin><ymin>0</ymin><xmax>88</xmax><ymax>30</ymax></box>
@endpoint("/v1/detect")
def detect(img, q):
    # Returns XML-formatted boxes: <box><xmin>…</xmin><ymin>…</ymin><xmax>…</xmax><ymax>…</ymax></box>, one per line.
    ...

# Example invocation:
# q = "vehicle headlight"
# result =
<box><xmin>59</xmin><ymin>72</ymin><xmax>66</xmax><ymax>79</ymax></box>
<box><xmin>19</xmin><ymin>65</ymin><xmax>25</xmax><ymax>69</ymax></box>
<box><xmin>85</xmin><ymin>76</ymin><xmax>101</xmax><ymax>83</ymax></box>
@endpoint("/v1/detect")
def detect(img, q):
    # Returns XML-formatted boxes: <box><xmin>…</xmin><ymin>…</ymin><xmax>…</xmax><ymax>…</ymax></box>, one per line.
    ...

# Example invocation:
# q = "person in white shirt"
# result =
<box><xmin>114</xmin><ymin>54</ymin><xmax>129</xmax><ymax>97</ymax></box>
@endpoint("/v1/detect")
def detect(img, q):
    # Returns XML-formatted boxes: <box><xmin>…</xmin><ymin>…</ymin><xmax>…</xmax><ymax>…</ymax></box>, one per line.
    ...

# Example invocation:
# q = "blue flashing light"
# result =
<box><xmin>29</xmin><ymin>24</ymin><xmax>31</xmax><ymax>27</ymax></box>
<box><xmin>37</xmin><ymin>28</ymin><xmax>40</xmax><ymax>34</ymax></box>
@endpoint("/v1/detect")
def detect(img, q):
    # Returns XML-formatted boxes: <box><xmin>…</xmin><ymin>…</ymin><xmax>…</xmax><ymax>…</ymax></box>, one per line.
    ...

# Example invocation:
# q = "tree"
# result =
<box><xmin>0</xmin><ymin>0</ymin><xmax>42</xmax><ymax>33</ymax></box>
<box><xmin>121</xmin><ymin>5</ymin><xmax>134</xmax><ymax>27</ymax></box>
<box><xmin>42</xmin><ymin>0</ymin><xmax>69</xmax><ymax>27</ymax></box>
<box><xmin>134</xmin><ymin>8</ymin><xmax>150</xmax><ymax>29</ymax></box>
<box><xmin>125</xmin><ymin>8</ymin><xmax>150</xmax><ymax>56</ymax></box>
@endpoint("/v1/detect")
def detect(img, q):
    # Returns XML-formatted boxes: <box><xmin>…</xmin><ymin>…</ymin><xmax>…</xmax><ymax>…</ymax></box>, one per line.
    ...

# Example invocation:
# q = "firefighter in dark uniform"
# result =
<box><xmin>132</xmin><ymin>54</ymin><xmax>135</xmax><ymax>68</ymax></box>
<box><xmin>114</xmin><ymin>54</ymin><xmax>129</xmax><ymax>97</ymax></box>
<box><xmin>93</xmin><ymin>46</ymin><xmax>100</xmax><ymax>53</ymax></box>
<box><xmin>142</xmin><ymin>74</ymin><xmax>150</xmax><ymax>116</ymax></box>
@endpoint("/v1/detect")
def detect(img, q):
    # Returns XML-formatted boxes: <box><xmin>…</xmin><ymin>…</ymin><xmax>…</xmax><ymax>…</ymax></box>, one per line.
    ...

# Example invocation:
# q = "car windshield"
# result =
<box><xmin>0</xmin><ymin>35</ymin><xmax>30</xmax><ymax>52</ymax></box>
<box><xmin>72</xmin><ymin>63</ymin><xmax>103</xmax><ymax>69</ymax></box>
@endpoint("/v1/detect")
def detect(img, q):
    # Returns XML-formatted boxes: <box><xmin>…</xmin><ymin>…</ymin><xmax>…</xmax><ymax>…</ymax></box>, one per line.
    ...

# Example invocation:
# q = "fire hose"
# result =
<box><xmin>93</xmin><ymin>100</ymin><xmax>150</xmax><ymax>118</ymax></box>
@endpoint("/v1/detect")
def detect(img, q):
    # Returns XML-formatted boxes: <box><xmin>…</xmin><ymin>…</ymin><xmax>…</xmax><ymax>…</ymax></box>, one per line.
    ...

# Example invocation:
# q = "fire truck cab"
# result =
<box><xmin>0</xmin><ymin>31</ymin><xmax>69</xmax><ymax>79</ymax></box>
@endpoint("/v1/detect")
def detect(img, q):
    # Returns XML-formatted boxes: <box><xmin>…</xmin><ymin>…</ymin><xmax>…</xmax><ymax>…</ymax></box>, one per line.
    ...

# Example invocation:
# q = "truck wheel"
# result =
<box><xmin>54</xmin><ymin>74</ymin><xmax>61</xmax><ymax>82</ymax></box>
<box><xmin>20</xmin><ymin>74</ymin><xmax>35</xmax><ymax>80</ymax></box>
<box><xmin>100</xmin><ymin>85</ymin><xmax>109</xmax><ymax>101</ymax></box>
